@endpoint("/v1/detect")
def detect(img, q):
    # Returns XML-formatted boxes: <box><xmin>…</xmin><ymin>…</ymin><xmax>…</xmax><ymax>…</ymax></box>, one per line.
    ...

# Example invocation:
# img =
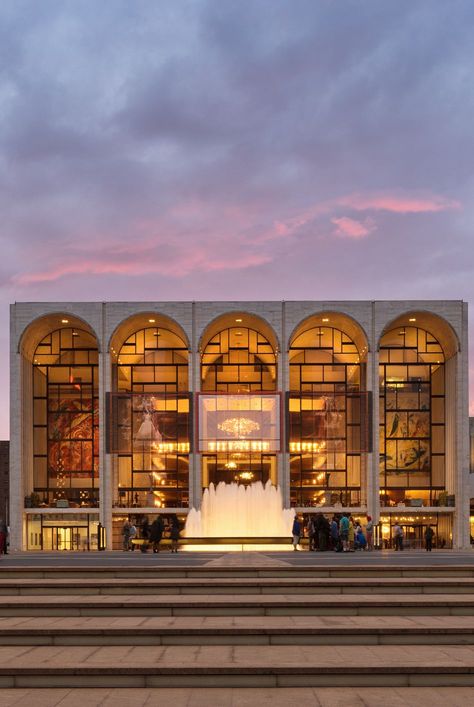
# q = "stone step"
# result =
<box><xmin>1</xmin><ymin>576</ymin><xmax>474</xmax><ymax>595</ymax></box>
<box><xmin>1</xmin><ymin>644</ymin><xmax>474</xmax><ymax>688</ymax></box>
<box><xmin>3</xmin><ymin>564</ymin><xmax>474</xmax><ymax>579</ymax></box>
<box><xmin>1</xmin><ymin>615</ymin><xmax>474</xmax><ymax>645</ymax></box>
<box><xmin>1</xmin><ymin>686</ymin><xmax>474</xmax><ymax>706</ymax></box>
<box><xmin>2</xmin><ymin>593</ymin><xmax>474</xmax><ymax>616</ymax></box>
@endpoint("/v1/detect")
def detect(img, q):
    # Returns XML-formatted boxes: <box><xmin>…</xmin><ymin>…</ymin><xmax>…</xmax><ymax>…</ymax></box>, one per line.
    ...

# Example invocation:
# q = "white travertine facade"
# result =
<box><xmin>10</xmin><ymin>300</ymin><xmax>470</xmax><ymax>550</ymax></box>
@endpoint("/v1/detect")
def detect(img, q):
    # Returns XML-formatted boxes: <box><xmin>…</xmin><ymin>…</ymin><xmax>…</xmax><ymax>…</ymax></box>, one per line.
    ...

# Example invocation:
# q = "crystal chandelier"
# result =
<box><xmin>218</xmin><ymin>417</ymin><xmax>260</xmax><ymax>437</ymax></box>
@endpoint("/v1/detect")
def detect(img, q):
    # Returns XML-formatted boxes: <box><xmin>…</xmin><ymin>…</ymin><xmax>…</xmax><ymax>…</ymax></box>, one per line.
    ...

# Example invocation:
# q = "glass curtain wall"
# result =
<box><xmin>115</xmin><ymin>327</ymin><xmax>190</xmax><ymax>508</ymax></box>
<box><xmin>379</xmin><ymin>326</ymin><xmax>446</xmax><ymax>507</ymax></box>
<box><xmin>201</xmin><ymin>327</ymin><xmax>277</xmax><ymax>486</ymax></box>
<box><xmin>289</xmin><ymin>326</ymin><xmax>362</xmax><ymax>507</ymax></box>
<box><xmin>32</xmin><ymin>328</ymin><xmax>99</xmax><ymax>507</ymax></box>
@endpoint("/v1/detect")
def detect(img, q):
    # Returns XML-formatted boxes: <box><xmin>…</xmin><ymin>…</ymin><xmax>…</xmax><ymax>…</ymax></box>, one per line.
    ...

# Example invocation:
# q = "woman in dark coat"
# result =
<box><xmin>170</xmin><ymin>516</ymin><xmax>180</xmax><ymax>553</ymax></box>
<box><xmin>150</xmin><ymin>516</ymin><xmax>164</xmax><ymax>553</ymax></box>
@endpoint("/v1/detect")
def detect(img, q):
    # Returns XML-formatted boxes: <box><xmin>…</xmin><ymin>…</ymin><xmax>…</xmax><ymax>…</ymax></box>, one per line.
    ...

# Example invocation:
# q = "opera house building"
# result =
<box><xmin>9</xmin><ymin>300</ymin><xmax>470</xmax><ymax>551</ymax></box>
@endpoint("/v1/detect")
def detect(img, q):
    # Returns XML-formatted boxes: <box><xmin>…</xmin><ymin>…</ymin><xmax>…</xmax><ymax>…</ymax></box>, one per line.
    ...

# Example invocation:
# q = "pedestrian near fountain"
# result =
<box><xmin>425</xmin><ymin>525</ymin><xmax>434</xmax><ymax>552</ymax></box>
<box><xmin>339</xmin><ymin>514</ymin><xmax>349</xmax><ymax>552</ymax></box>
<box><xmin>393</xmin><ymin>523</ymin><xmax>404</xmax><ymax>551</ymax></box>
<box><xmin>348</xmin><ymin>517</ymin><xmax>355</xmax><ymax>552</ymax></box>
<box><xmin>122</xmin><ymin>519</ymin><xmax>131</xmax><ymax>551</ymax></box>
<box><xmin>365</xmin><ymin>516</ymin><xmax>374</xmax><ymax>551</ymax></box>
<box><xmin>292</xmin><ymin>516</ymin><xmax>301</xmax><ymax>551</ymax></box>
<box><xmin>330</xmin><ymin>515</ymin><xmax>340</xmax><ymax>551</ymax></box>
<box><xmin>170</xmin><ymin>515</ymin><xmax>180</xmax><ymax>553</ymax></box>
<box><xmin>306</xmin><ymin>516</ymin><xmax>316</xmax><ymax>551</ymax></box>
<box><xmin>150</xmin><ymin>515</ymin><xmax>165</xmax><ymax>553</ymax></box>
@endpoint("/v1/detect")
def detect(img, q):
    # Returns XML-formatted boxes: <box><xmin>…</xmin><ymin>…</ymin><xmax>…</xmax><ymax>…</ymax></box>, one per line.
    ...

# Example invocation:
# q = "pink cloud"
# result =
<box><xmin>12</xmin><ymin>250</ymin><xmax>272</xmax><ymax>285</ymax></box>
<box><xmin>338</xmin><ymin>192</ymin><xmax>461</xmax><ymax>214</ymax></box>
<box><xmin>331</xmin><ymin>216</ymin><xmax>376</xmax><ymax>239</ymax></box>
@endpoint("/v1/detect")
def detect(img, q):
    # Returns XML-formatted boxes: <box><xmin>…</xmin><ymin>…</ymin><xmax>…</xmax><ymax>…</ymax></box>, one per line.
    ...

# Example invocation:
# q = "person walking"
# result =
<box><xmin>339</xmin><ymin>514</ymin><xmax>349</xmax><ymax>552</ymax></box>
<box><xmin>330</xmin><ymin>516</ymin><xmax>340</xmax><ymax>552</ymax></box>
<box><xmin>393</xmin><ymin>523</ymin><xmax>404</xmax><ymax>551</ymax></box>
<box><xmin>129</xmin><ymin>522</ymin><xmax>137</xmax><ymax>551</ymax></box>
<box><xmin>292</xmin><ymin>516</ymin><xmax>301</xmax><ymax>551</ymax></box>
<box><xmin>122</xmin><ymin>520</ymin><xmax>131</xmax><ymax>551</ymax></box>
<box><xmin>318</xmin><ymin>515</ymin><xmax>330</xmax><ymax>552</ymax></box>
<box><xmin>425</xmin><ymin>525</ymin><xmax>434</xmax><ymax>552</ymax></box>
<box><xmin>348</xmin><ymin>516</ymin><xmax>355</xmax><ymax>552</ymax></box>
<box><xmin>306</xmin><ymin>516</ymin><xmax>316</xmax><ymax>551</ymax></box>
<box><xmin>140</xmin><ymin>517</ymin><xmax>150</xmax><ymax>553</ymax></box>
<box><xmin>170</xmin><ymin>516</ymin><xmax>180</xmax><ymax>553</ymax></box>
<box><xmin>150</xmin><ymin>516</ymin><xmax>165</xmax><ymax>553</ymax></box>
<box><xmin>365</xmin><ymin>516</ymin><xmax>374</xmax><ymax>551</ymax></box>
<box><xmin>0</xmin><ymin>520</ymin><xmax>7</xmax><ymax>556</ymax></box>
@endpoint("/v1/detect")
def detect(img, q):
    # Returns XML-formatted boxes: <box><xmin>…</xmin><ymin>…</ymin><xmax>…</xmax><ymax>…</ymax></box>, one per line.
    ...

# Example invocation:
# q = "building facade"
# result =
<box><xmin>10</xmin><ymin>300</ymin><xmax>470</xmax><ymax>550</ymax></box>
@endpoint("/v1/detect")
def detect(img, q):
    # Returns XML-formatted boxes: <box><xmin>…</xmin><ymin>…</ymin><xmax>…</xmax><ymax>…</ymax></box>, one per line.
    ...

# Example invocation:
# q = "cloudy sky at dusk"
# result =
<box><xmin>1</xmin><ymin>1</ymin><xmax>473</xmax><ymax>437</ymax></box>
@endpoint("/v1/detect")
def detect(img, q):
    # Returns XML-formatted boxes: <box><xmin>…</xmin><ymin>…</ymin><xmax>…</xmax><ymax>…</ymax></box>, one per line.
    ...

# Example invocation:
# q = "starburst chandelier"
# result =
<box><xmin>218</xmin><ymin>417</ymin><xmax>260</xmax><ymax>437</ymax></box>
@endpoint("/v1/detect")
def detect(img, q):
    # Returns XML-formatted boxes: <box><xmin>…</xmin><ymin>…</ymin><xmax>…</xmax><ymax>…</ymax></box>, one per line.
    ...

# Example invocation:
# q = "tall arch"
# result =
<box><xmin>111</xmin><ymin>313</ymin><xmax>190</xmax><ymax>511</ymax></box>
<box><xmin>378</xmin><ymin>314</ymin><xmax>453</xmax><ymax>524</ymax></box>
<box><xmin>288</xmin><ymin>312</ymin><xmax>368</xmax><ymax>509</ymax></box>
<box><xmin>199</xmin><ymin>312</ymin><xmax>279</xmax><ymax>488</ymax></box>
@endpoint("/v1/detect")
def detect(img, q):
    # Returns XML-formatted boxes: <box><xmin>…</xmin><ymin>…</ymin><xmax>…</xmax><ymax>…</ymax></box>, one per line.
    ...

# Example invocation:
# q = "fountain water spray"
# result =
<box><xmin>184</xmin><ymin>480</ymin><xmax>295</xmax><ymax>538</ymax></box>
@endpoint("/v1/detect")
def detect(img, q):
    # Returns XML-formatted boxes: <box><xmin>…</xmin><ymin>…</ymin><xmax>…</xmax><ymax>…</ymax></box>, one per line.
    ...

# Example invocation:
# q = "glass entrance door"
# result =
<box><xmin>42</xmin><ymin>526</ymin><xmax>88</xmax><ymax>551</ymax></box>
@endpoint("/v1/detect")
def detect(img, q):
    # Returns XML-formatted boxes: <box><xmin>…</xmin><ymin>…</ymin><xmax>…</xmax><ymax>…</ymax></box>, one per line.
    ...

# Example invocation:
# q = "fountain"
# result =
<box><xmin>184</xmin><ymin>480</ymin><xmax>295</xmax><ymax>551</ymax></box>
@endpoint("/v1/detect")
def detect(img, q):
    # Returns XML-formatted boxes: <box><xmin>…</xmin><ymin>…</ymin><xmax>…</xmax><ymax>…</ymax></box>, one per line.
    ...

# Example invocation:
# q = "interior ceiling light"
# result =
<box><xmin>61</xmin><ymin>319</ymin><xmax>69</xmax><ymax>324</ymax></box>
<box><xmin>218</xmin><ymin>417</ymin><xmax>260</xmax><ymax>437</ymax></box>
<box><xmin>322</xmin><ymin>318</ymin><xmax>329</xmax><ymax>322</ymax></box>
<box><xmin>149</xmin><ymin>318</ymin><xmax>156</xmax><ymax>323</ymax></box>
<box><xmin>235</xmin><ymin>331</ymin><xmax>243</xmax><ymax>336</ymax></box>
<box><xmin>235</xmin><ymin>318</ymin><xmax>242</xmax><ymax>322</ymax></box>
<box><xmin>153</xmin><ymin>332</ymin><xmax>161</xmax><ymax>336</ymax></box>
<box><xmin>72</xmin><ymin>332</ymin><xmax>78</xmax><ymax>336</ymax></box>
<box><xmin>409</xmin><ymin>318</ymin><xmax>416</xmax><ymax>322</ymax></box>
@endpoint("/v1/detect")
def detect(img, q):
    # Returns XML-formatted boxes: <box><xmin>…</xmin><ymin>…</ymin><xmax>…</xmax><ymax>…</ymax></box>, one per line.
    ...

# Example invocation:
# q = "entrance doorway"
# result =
<box><xmin>42</xmin><ymin>526</ymin><xmax>89</xmax><ymax>551</ymax></box>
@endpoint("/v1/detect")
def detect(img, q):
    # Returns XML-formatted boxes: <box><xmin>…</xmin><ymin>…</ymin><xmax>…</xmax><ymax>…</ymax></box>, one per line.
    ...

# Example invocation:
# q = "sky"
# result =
<box><xmin>1</xmin><ymin>0</ymin><xmax>473</xmax><ymax>438</ymax></box>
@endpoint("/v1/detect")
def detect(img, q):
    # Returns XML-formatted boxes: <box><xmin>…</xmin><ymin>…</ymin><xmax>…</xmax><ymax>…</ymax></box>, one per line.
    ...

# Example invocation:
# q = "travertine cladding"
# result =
<box><xmin>9</xmin><ymin>300</ymin><xmax>470</xmax><ymax>550</ymax></box>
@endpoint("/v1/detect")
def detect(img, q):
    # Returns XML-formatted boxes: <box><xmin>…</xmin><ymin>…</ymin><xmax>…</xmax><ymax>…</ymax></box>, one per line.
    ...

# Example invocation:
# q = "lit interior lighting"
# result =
<box><xmin>61</xmin><ymin>319</ymin><xmax>69</xmax><ymax>324</ymax></box>
<box><xmin>322</xmin><ymin>318</ymin><xmax>329</xmax><ymax>322</ymax></box>
<box><xmin>235</xmin><ymin>318</ymin><xmax>242</xmax><ymax>323</ymax></box>
<box><xmin>409</xmin><ymin>318</ymin><xmax>416</xmax><ymax>322</ymax></box>
<box><xmin>235</xmin><ymin>332</ymin><xmax>243</xmax><ymax>336</ymax></box>
<box><xmin>149</xmin><ymin>318</ymin><xmax>156</xmax><ymax>323</ymax></box>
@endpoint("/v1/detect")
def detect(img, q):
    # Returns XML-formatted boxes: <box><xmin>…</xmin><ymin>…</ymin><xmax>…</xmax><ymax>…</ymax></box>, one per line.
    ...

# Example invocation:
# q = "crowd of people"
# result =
<box><xmin>122</xmin><ymin>515</ymin><xmax>181</xmax><ymax>553</ymax></box>
<box><xmin>291</xmin><ymin>514</ymin><xmax>437</xmax><ymax>552</ymax></box>
<box><xmin>291</xmin><ymin>513</ymin><xmax>374</xmax><ymax>552</ymax></box>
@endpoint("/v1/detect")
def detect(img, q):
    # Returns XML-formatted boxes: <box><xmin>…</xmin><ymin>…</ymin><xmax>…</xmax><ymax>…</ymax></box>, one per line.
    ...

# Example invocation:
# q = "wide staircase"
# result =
<box><xmin>1</xmin><ymin>556</ymin><xmax>474</xmax><ymax>692</ymax></box>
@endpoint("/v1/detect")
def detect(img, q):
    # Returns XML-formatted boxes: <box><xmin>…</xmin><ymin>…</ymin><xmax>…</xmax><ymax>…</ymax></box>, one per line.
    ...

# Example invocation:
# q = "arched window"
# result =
<box><xmin>289</xmin><ymin>325</ymin><xmax>362</xmax><ymax>508</ymax></box>
<box><xmin>115</xmin><ymin>326</ymin><xmax>189</xmax><ymax>508</ymax></box>
<box><xmin>379</xmin><ymin>326</ymin><xmax>445</xmax><ymax>507</ymax></box>
<box><xmin>33</xmin><ymin>328</ymin><xmax>99</xmax><ymax>506</ymax></box>
<box><xmin>201</xmin><ymin>326</ymin><xmax>276</xmax><ymax>392</ymax></box>
<box><xmin>200</xmin><ymin>325</ymin><xmax>277</xmax><ymax>486</ymax></box>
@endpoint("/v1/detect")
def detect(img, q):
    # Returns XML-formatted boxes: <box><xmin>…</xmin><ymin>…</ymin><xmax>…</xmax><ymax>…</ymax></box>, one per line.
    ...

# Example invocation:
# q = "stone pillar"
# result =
<box><xmin>279</xmin><ymin>302</ymin><xmax>289</xmax><ymax>507</ymax></box>
<box><xmin>191</xmin><ymin>302</ymin><xmax>200</xmax><ymax>509</ymax></box>
<box><xmin>9</xmin><ymin>348</ymin><xmax>23</xmax><ymax>552</ymax></box>
<box><xmin>453</xmin><ymin>303</ymin><xmax>470</xmax><ymax>548</ymax></box>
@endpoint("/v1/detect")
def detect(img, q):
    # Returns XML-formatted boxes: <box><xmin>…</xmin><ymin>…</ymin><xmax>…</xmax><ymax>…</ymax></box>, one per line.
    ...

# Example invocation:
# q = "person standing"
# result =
<box><xmin>140</xmin><ymin>517</ymin><xmax>150</xmax><ymax>553</ymax></box>
<box><xmin>170</xmin><ymin>515</ymin><xmax>180</xmax><ymax>553</ymax></box>
<box><xmin>339</xmin><ymin>514</ymin><xmax>349</xmax><ymax>552</ymax></box>
<box><xmin>122</xmin><ymin>520</ymin><xmax>131</xmax><ymax>551</ymax></box>
<box><xmin>348</xmin><ymin>516</ymin><xmax>355</xmax><ymax>552</ymax></box>
<box><xmin>365</xmin><ymin>516</ymin><xmax>374</xmax><ymax>551</ymax></box>
<box><xmin>330</xmin><ymin>516</ymin><xmax>340</xmax><ymax>552</ymax></box>
<box><xmin>425</xmin><ymin>525</ymin><xmax>434</xmax><ymax>552</ymax></box>
<box><xmin>129</xmin><ymin>522</ymin><xmax>137</xmax><ymax>551</ymax></box>
<box><xmin>393</xmin><ymin>523</ymin><xmax>404</xmax><ymax>551</ymax></box>
<box><xmin>292</xmin><ymin>516</ymin><xmax>301</xmax><ymax>551</ymax></box>
<box><xmin>306</xmin><ymin>516</ymin><xmax>316</xmax><ymax>551</ymax></box>
<box><xmin>150</xmin><ymin>516</ymin><xmax>165</xmax><ymax>553</ymax></box>
<box><xmin>0</xmin><ymin>520</ymin><xmax>7</xmax><ymax>555</ymax></box>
